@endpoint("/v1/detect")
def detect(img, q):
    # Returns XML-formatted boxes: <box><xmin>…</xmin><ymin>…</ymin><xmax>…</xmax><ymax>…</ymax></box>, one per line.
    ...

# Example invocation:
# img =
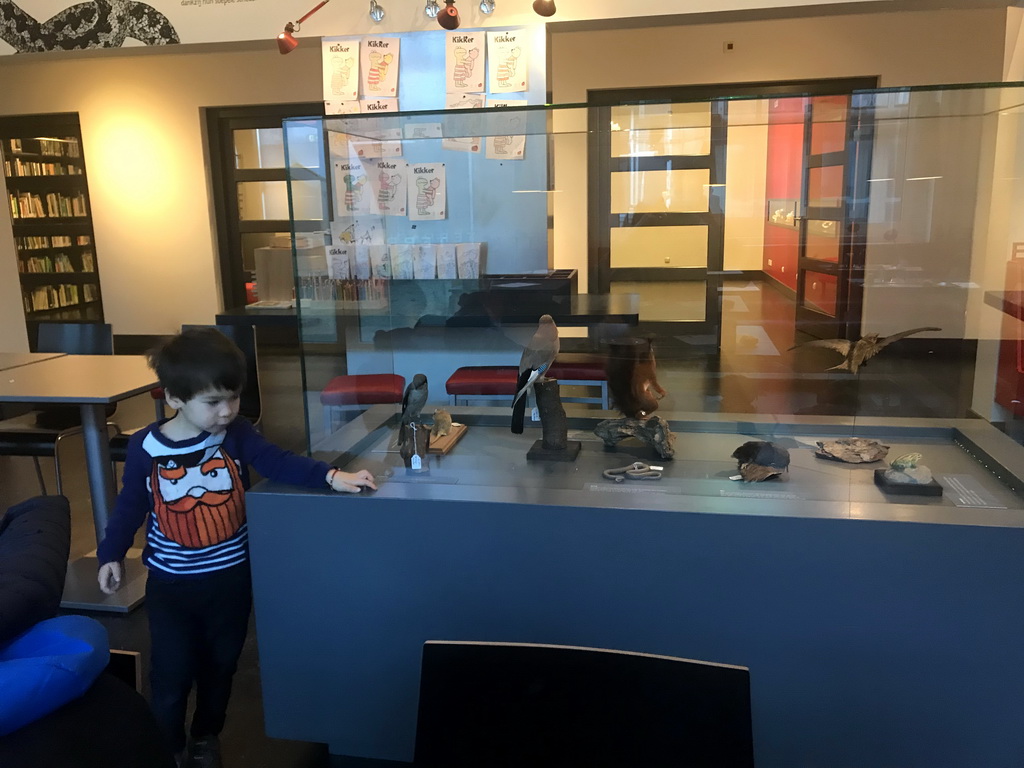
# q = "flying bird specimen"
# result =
<box><xmin>511</xmin><ymin>314</ymin><xmax>560</xmax><ymax>434</ymax></box>
<box><xmin>731</xmin><ymin>440</ymin><xmax>791</xmax><ymax>483</ymax></box>
<box><xmin>789</xmin><ymin>327</ymin><xmax>941</xmax><ymax>374</ymax></box>
<box><xmin>399</xmin><ymin>373</ymin><xmax>429</xmax><ymax>444</ymax></box>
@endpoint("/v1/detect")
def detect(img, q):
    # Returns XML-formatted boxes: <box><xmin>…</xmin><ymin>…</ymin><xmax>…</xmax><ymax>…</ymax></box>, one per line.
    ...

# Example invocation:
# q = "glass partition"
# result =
<box><xmin>281</xmin><ymin>84</ymin><xmax>1024</xmax><ymax>518</ymax></box>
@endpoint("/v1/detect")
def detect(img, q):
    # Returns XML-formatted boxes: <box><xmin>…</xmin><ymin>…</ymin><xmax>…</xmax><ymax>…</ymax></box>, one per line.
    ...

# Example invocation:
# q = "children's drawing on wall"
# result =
<box><xmin>369</xmin><ymin>244</ymin><xmax>392</xmax><ymax>279</ymax></box>
<box><xmin>446</xmin><ymin>31</ymin><xmax>484</xmax><ymax>93</ymax></box>
<box><xmin>322</xmin><ymin>39</ymin><xmax>359</xmax><ymax>102</ymax></box>
<box><xmin>487</xmin><ymin>30</ymin><xmax>528</xmax><ymax>93</ymax></box>
<box><xmin>413</xmin><ymin>244</ymin><xmax>437</xmax><ymax>279</ymax></box>
<box><xmin>327</xmin><ymin>245</ymin><xmax>352</xmax><ymax>280</ymax></box>
<box><xmin>403</xmin><ymin>123</ymin><xmax>443</xmax><ymax>140</ymax></box>
<box><xmin>332</xmin><ymin>217</ymin><xmax>384</xmax><ymax>246</ymax></box>
<box><xmin>354</xmin><ymin>103</ymin><xmax>403</xmax><ymax>158</ymax></box>
<box><xmin>369</xmin><ymin>160</ymin><xmax>408</xmax><ymax>216</ymax></box>
<box><xmin>485</xmin><ymin>99</ymin><xmax>527</xmax><ymax>160</ymax></box>
<box><xmin>442</xmin><ymin>93</ymin><xmax>483</xmax><ymax>153</ymax></box>
<box><xmin>354</xmin><ymin>245</ymin><xmax>372</xmax><ymax>279</ymax></box>
<box><xmin>325</xmin><ymin>100</ymin><xmax>361</xmax><ymax>115</ymax></box>
<box><xmin>360</xmin><ymin>37</ymin><xmax>400</xmax><ymax>97</ymax></box>
<box><xmin>333</xmin><ymin>162</ymin><xmax>371</xmax><ymax>216</ymax></box>
<box><xmin>456</xmin><ymin>243</ymin><xmax>483</xmax><ymax>278</ymax></box>
<box><xmin>0</xmin><ymin>0</ymin><xmax>179</xmax><ymax>52</ymax></box>
<box><xmin>390</xmin><ymin>243</ymin><xmax>415</xmax><ymax>279</ymax></box>
<box><xmin>436</xmin><ymin>243</ymin><xmax>458</xmax><ymax>279</ymax></box>
<box><xmin>408</xmin><ymin>163</ymin><xmax>446</xmax><ymax>221</ymax></box>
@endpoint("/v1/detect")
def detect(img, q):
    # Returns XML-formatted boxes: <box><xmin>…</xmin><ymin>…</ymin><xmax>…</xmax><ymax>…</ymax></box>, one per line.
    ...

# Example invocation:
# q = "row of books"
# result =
<box><xmin>7</xmin><ymin>137</ymin><xmax>81</xmax><ymax>158</ymax></box>
<box><xmin>16</xmin><ymin>234</ymin><xmax>92</xmax><ymax>250</ymax></box>
<box><xmin>19</xmin><ymin>252</ymin><xmax>95</xmax><ymax>274</ymax></box>
<box><xmin>3</xmin><ymin>157</ymin><xmax>82</xmax><ymax>177</ymax></box>
<box><xmin>8</xmin><ymin>191</ymin><xmax>88</xmax><ymax>219</ymax></box>
<box><xmin>22</xmin><ymin>282</ymin><xmax>98</xmax><ymax>313</ymax></box>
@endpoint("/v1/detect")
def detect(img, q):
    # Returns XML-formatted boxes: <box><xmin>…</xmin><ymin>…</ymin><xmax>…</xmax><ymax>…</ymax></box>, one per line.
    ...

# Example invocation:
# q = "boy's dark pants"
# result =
<box><xmin>146</xmin><ymin>563</ymin><xmax>253</xmax><ymax>754</ymax></box>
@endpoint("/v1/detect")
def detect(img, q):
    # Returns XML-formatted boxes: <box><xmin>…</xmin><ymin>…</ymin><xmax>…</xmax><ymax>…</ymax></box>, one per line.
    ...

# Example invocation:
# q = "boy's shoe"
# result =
<box><xmin>187</xmin><ymin>735</ymin><xmax>222</xmax><ymax>768</ymax></box>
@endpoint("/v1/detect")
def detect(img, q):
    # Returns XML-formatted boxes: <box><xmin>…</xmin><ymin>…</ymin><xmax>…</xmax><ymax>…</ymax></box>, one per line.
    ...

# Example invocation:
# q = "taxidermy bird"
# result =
<box><xmin>399</xmin><ymin>373</ymin><xmax>429</xmax><ymax>444</ymax></box>
<box><xmin>731</xmin><ymin>441</ymin><xmax>791</xmax><ymax>483</ymax></box>
<box><xmin>789</xmin><ymin>327</ymin><xmax>941</xmax><ymax>374</ymax></box>
<box><xmin>511</xmin><ymin>314</ymin><xmax>560</xmax><ymax>434</ymax></box>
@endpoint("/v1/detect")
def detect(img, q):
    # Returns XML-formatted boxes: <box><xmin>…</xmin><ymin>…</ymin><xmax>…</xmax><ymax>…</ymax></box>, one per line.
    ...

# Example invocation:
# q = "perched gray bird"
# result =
<box><xmin>731</xmin><ymin>440</ymin><xmax>790</xmax><ymax>483</ymax></box>
<box><xmin>789</xmin><ymin>327</ymin><xmax>941</xmax><ymax>374</ymax></box>
<box><xmin>399</xmin><ymin>373</ymin><xmax>428</xmax><ymax>444</ymax></box>
<box><xmin>511</xmin><ymin>314</ymin><xmax>560</xmax><ymax>434</ymax></box>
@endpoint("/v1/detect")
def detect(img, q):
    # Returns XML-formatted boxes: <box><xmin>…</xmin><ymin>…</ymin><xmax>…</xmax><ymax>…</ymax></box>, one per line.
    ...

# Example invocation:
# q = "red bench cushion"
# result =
<box><xmin>445</xmin><ymin>367</ymin><xmax>518</xmax><ymax>396</ymax></box>
<box><xmin>548</xmin><ymin>355</ymin><xmax>607</xmax><ymax>381</ymax></box>
<box><xmin>321</xmin><ymin>374</ymin><xmax>406</xmax><ymax>406</ymax></box>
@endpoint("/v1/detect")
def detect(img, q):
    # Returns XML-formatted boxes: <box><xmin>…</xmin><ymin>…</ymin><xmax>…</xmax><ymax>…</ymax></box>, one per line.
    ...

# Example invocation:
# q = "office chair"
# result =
<box><xmin>413</xmin><ymin>641</ymin><xmax>755</xmax><ymax>768</ymax></box>
<box><xmin>0</xmin><ymin>323</ymin><xmax>117</xmax><ymax>495</ymax></box>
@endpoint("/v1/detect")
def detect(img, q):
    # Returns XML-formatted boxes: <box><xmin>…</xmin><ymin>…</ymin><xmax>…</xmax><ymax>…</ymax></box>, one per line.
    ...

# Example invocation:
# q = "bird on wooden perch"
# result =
<box><xmin>511</xmin><ymin>314</ymin><xmax>559</xmax><ymax>434</ymax></box>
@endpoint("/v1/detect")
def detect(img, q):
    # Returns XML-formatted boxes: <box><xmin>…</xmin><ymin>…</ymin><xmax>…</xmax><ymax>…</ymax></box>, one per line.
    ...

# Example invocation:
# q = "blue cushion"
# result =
<box><xmin>0</xmin><ymin>615</ymin><xmax>109</xmax><ymax>737</ymax></box>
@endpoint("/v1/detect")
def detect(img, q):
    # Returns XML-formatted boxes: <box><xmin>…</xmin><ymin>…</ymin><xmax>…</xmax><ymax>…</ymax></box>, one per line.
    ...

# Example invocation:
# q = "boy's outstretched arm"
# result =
<box><xmin>98</xmin><ymin>561</ymin><xmax>123</xmax><ymax>594</ymax></box>
<box><xmin>327</xmin><ymin>468</ymin><xmax>377</xmax><ymax>493</ymax></box>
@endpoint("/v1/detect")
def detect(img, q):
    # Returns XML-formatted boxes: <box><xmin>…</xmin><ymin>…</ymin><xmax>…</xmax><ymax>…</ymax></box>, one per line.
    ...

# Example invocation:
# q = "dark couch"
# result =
<box><xmin>0</xmin><ymin>495</ymin><xmax>174</xmax><ymax>768</ymax></box>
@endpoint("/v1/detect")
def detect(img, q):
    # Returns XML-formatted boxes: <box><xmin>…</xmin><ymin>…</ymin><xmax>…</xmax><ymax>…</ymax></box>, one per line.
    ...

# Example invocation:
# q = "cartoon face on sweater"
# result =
<box><xmin>148</xmin><ymin>444</ymin><xmax>245</xmax><ymax>549</ymax></box>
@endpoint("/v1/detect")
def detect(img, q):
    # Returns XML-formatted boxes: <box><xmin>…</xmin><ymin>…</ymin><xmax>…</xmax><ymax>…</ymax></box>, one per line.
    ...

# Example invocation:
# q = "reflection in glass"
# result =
<box><xmin>610</xmin><ymin>169</ymin><xmax>711</xmax><ymax>213</ymax></box>
<box><xmin>610</xmin><ymin>225</ymin><xmax>708</xmax><ymax>268</ymax></box>
<box><xmin>238</xmin><ymin>180</ymin><xmax>322</xmax><ymax>220</ymax></box>
<box><xmin>802</xmin><ymin>271</ymin><xmax>838</xmax><ymax>316</ymax></box>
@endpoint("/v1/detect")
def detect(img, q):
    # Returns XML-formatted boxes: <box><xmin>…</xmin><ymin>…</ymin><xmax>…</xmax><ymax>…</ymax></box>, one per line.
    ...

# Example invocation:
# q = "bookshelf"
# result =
<box><xmin>0</xmin><ymin>114</ymin><xmax>104</xmax><ymax>336</ymax></box>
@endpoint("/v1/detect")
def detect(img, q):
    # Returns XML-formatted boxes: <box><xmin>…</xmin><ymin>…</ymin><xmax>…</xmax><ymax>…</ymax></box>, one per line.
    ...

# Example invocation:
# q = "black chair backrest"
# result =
<box><xmin>413</xmin><ymin>641</ymin><xmax>755</xmax><ymax>768</ymax></box>
<box><xmin>36</xmin><ymin>323</ymin><xmax>113</xmax><ymax>355</ymax></box>
<box><xmin>180</xmin><ymin>324</ymin><xmax>261</xmax><ymax>425</ymax></box>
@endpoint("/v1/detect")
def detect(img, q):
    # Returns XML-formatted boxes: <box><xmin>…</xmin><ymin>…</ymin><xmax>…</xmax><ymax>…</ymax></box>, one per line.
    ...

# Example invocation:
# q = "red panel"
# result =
<box><xmin>763</xmin><ymin>97</ymin><xmax>806</xmax><ymax>292</ymax></box>
<box><xmin>802</xmin><ymin>271</ymin><xmax>838</xmax><ymax>317</ymax></box>
<box><xmin>995</xmin><ymin>255</ymin><xmax>1024</xmax><ymax>415</ymax></box>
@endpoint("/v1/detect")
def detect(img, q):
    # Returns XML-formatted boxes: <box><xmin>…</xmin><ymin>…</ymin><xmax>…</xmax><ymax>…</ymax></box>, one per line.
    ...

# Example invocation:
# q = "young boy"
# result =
<box><xmin>96</xmin><ymin>328</ymin><xmax>375</xmax><ymax>768</ymax></box>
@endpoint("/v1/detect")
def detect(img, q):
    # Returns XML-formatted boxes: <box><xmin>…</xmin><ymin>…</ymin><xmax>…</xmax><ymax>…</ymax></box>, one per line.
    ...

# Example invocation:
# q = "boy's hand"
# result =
<box><xmin>98</xmin><ymin>561</ymin><xmax>123</xmax><ymax>595</ymax></box>
<box><xmin>327</xmin><ymin>468</ymin><xmax>377</xmax><ymax>493</ymax></box>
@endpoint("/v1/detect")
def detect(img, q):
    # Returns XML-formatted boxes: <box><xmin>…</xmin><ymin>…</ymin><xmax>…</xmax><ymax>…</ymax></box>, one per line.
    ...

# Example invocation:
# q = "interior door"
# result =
<box><xmin>795</xmin><ymin>93</ymin><xmax>873</xmax><ymax>340</ymax></box>
<box><xmin>590</xmin><ymin>99</ymin><xmax>727</xmax><ymax>345</ymax></box>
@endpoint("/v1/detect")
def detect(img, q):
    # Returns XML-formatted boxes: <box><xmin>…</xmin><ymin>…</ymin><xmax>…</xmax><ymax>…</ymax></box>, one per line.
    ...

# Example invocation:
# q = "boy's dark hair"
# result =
<box><xmin>149</xmin><ymin>328</ymin><xmax>246</xmax><ymax>402</ymax></box>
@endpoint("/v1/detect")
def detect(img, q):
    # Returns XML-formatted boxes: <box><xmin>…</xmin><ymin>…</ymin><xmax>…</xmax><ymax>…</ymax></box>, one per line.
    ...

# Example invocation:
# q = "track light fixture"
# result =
<box><xmin>424</xmin><ymin>0</ymin><xmax>440</xmax><ymax>17</ymax></box>
<box><xmin>277</xmin><ymin>0</ymin><xmax>331</xmax><ymax>54</ymax></box>
<box><xmin>369</xmin><ymin>0</ymin><xmax>385</xmax><ymax>21</ymax></box>
<box><xmin>479</xmin><ymin>0</ymin><xmax>495</xmax><ymax>13</ymax></box>
<box><xmin>437</xmin><ymin>0</ymin><xmax>460</xmax><ymax>29</ymax></box>
<box><xmin>532</xmin><ymin>0</ymin><xmax>555</xmax><ymax>16</ymax></box>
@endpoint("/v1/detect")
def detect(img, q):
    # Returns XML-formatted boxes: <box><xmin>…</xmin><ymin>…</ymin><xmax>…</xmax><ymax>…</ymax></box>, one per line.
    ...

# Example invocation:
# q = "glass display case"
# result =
<box><xmin>279</xmin><ymin>84</ymin><xmax>1024</xmax><ymax>520</ymax></box>
<box><xmin>255</xmin><ymin>84</ymin><xmax>1024</xmax><ymax>767</ymax></box>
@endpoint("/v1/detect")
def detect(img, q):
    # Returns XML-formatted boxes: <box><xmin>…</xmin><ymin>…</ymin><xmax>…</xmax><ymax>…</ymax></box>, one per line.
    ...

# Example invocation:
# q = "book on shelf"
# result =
<box><xmin>25</xmin><ymin>283</ymin><xmax>82</xmax><ymax>311</ymax></box>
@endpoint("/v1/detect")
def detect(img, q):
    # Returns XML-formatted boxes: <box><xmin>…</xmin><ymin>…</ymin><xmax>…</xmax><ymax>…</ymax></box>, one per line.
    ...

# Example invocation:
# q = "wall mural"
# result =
<box><xmin>0</xmin><ymin>0</ymin><xmax>179</xmax><ymax>52</ymax></box>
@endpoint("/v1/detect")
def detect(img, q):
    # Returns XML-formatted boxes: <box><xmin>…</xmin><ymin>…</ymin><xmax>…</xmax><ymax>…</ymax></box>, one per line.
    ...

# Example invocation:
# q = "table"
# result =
<box><xmin>0</xmin><ymin>354</ymin><xmax>159</xmax><ymax>612</ymax></box>
<box><xmin>0</xmin><ymin>352</ymin><xmax>65</xmax><ymax>371</ymax></box>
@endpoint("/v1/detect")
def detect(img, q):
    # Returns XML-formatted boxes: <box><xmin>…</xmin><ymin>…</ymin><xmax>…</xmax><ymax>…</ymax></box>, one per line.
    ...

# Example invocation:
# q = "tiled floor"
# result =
<box><xmin>0</xmin><ymin>280</ymin><xmax>979</xmax><ymax>767</ymax></box>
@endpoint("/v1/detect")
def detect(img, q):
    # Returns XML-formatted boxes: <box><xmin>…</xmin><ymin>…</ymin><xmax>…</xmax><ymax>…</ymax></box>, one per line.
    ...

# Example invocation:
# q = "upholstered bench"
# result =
<box><xmin>446</xmin><ymin>357</ymin><xmax>609</xmax><ymax>409</ymax></box>
<box><xmin>320</xmin><ymin>373</ymin><xmax>406</xmax><ymax>431</ymax></box>
<box><xmin>445</xmin><ymin>366</ymin><xmax>518</xmax><ymax>406</ymax></box>
<box><xmin>548</xmin><ymin>354</ymin><xmax>609</xmax><ymax>408</ymax></box>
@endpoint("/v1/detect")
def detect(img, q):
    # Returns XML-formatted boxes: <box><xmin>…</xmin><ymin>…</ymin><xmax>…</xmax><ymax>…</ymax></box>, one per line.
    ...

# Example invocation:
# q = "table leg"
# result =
<box><xmin>59</xmin><ymin>402</ymin><xmax>146</xmax><ymax>613</ymax></box>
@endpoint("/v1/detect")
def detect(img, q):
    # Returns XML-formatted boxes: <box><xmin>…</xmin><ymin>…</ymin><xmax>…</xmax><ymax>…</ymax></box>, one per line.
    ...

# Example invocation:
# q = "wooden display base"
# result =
<box><xmin>427</xmin><ymin>422</ymin><xmax>468</xmax><ymax>454</ymax></box>
<box><xmin>527</xmin><ymin>439</ymin><xmax>582</xmax><ymax>462</ymax></box>
<box><xmin>873</xmin><ymin>469</ymin><xmax>944</xmax><ymax>497</ymax></box>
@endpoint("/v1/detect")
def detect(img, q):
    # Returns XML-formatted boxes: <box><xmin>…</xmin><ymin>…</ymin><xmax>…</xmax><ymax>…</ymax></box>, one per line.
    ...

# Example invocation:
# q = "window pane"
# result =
<box><xmin>238</xmin><ymin>180</ymin><xmax>323</xmax><ymax>220</ymax></box>
<box><xmin>610</xmin><ymin>168</ymin><xmax>711</xmax><ymax>213</ymax></box>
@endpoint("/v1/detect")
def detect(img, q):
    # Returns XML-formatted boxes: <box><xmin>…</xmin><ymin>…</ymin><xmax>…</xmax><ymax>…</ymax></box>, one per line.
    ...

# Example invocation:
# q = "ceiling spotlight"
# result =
<box><xmin>277</xmin><ymin>0</ymin><xmax>331</xmax><ymax>55</ymax></box>
<box><xmin>425</xmin><ymin>0</ymin><xmax>440</xmax><ymax>17</ymax></box>
<box><xmin>532</xmin><ymin>0</ymin><xmax>555</xmax><ymax>16</ymax></box>
<box><xmin>369</xmin><ymin>0</ymin><xmax>385</xmax><ymax>21</ymax></box>
<box><xmin>479</xmin><ymin>0</ymin><xmax>495</xmax><ymax>13</ymax></box>
<box><xmin>437</xmin><ymin>0</ymin><xmax>460</xmax><ymax>29</ymax></box>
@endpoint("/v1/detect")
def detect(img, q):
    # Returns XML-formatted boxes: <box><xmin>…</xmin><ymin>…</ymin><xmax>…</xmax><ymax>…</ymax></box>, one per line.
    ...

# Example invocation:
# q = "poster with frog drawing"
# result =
<box><xmin>446</xmin><ymin>31</ymin><xmax>484</xmax><ymax>93</ymax></box>
<box><xmin>487</xmin><ymin>30</ymin><xmax>528</xmax><ymax>93</ymax></box>
<box><xmin>360</xmin><ymin>37</ymin><xmax>400</xmax><ymax>97</ymax></box>
<box><xmin>408</xmin><ymin>163</ymin><xmax>446</xmax><ymax>221</ymax></box>
<box><xmin>322</xmin><ymin>39</ymin><xmax>359</xmax><ymax>102</ymax></box>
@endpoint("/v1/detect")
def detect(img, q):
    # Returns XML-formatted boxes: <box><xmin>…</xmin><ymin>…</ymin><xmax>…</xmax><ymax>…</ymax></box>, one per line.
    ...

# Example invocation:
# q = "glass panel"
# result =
<box><xmin>237</xmin><ymin>180</ymin><xmax>322</xmax><ymax>220</ymax></box>
<box><xmin>277</xmin><ymin>87</ymin><xmax>1024</xmax><ymax>524</ymax></box>
<box><xmin>611</xmin><ymin>102</ymin><xmax>712</xmax><ymax>157</ymax></box>
<box><xmin>234</xmin><ymin>128</ymin><xmax>284</xmax><ymax>169</ymax></box>
<box><xmin>805</xmin><ymin>221</ymin><xmax>841</xmax><ymax>262</ymax></box>
<box><xmin>610</xmin><ymin>225</ymin><xmax>708</xmax><ymax>268</ymax></box>
<box><xmin>610</xmin><ymin>168</ymin><xmax>710</xmax><ymax>213</ymax></box>
<box><xmin>801</xmin><ymin>270</ymin><xmax>838</xmax><ymax>316</ymax></box>
<box><xmin>809</xmin><ymin>95</ymin><xmax>848</xmax><ymax>155</ymax></box>
<box><xmin>808</xmin><ymin>164</ymin><xmax>844</xmax><ymax>208</ymax></box>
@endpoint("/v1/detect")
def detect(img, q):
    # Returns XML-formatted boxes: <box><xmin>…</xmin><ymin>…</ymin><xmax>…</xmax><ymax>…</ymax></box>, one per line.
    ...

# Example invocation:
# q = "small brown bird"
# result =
<box><xmin>790</xmin><ymin>327</ymin><xmax>941</xmax><ymax>374</ymax></box>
